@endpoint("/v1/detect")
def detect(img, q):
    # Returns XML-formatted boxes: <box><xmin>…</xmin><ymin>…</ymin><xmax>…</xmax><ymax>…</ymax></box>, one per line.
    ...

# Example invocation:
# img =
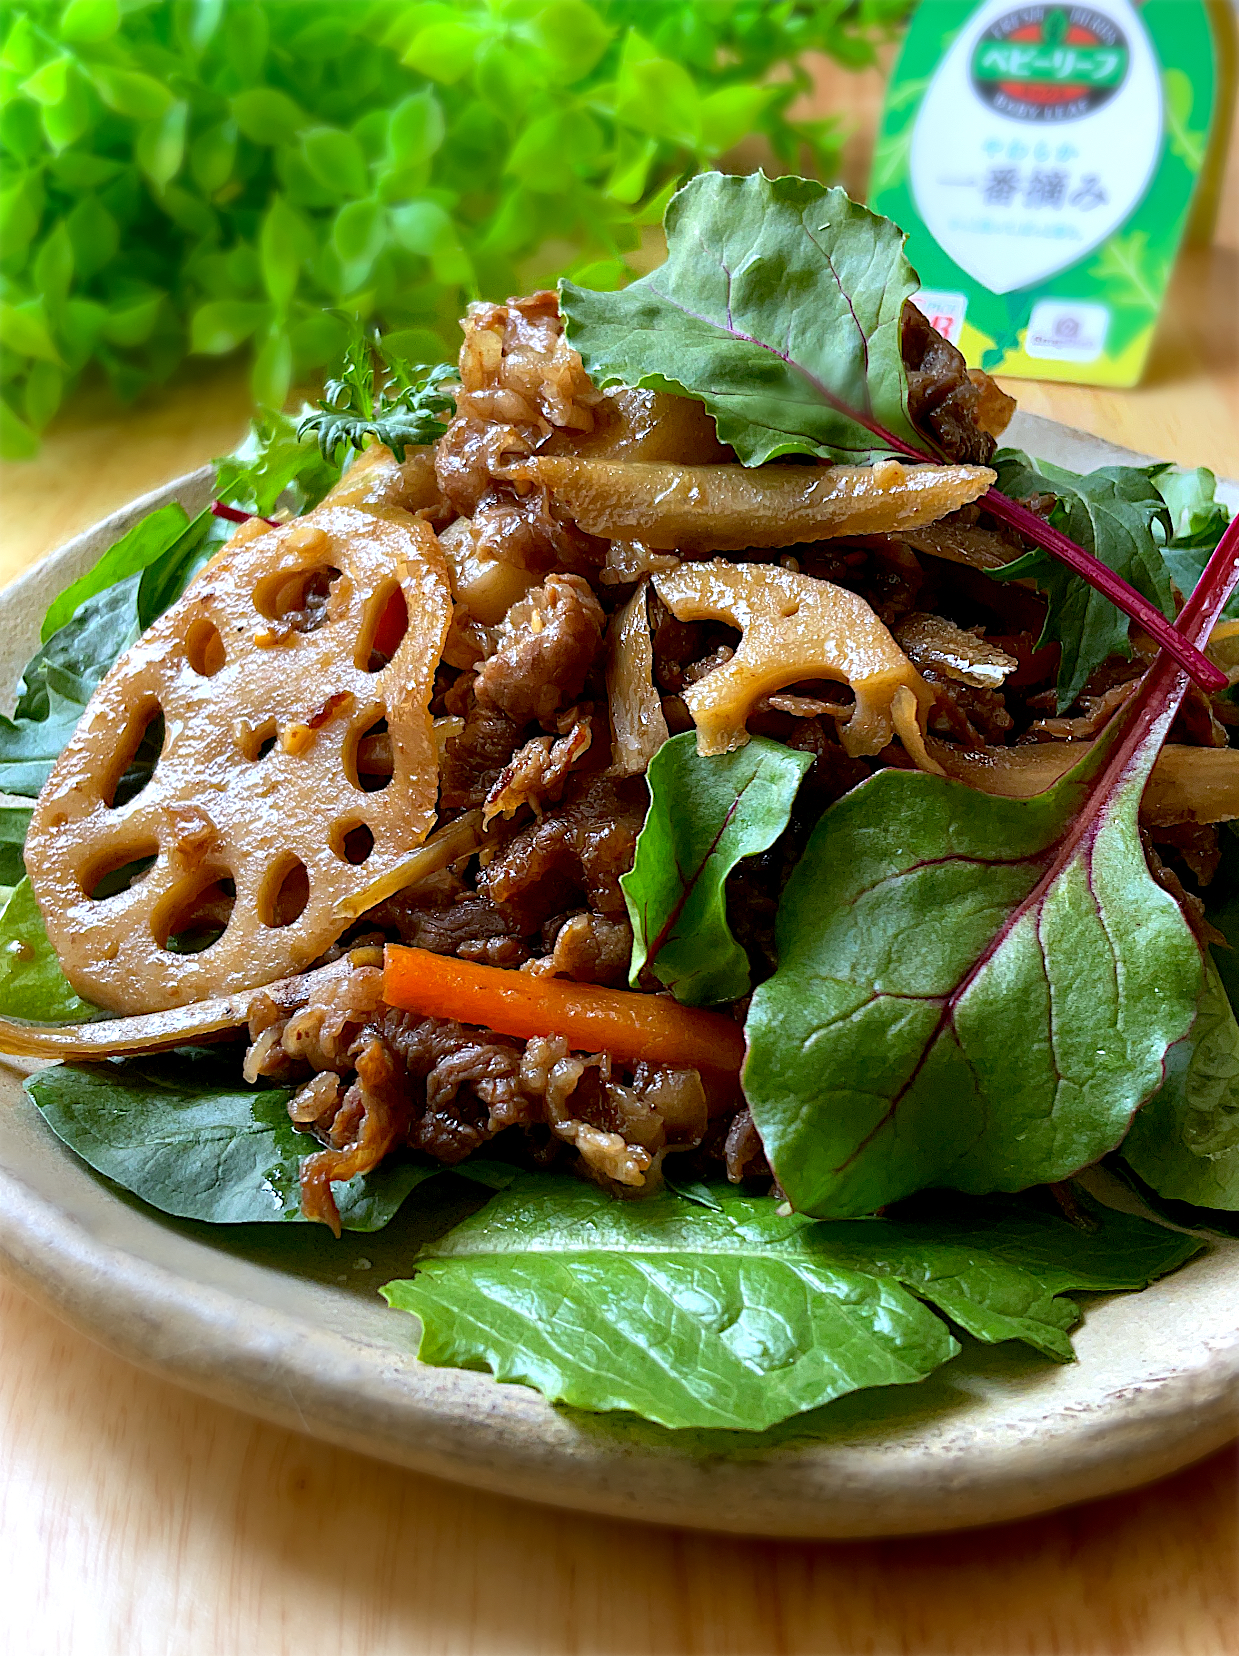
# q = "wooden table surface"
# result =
<box><xmin>2</xmin><ymin>96</ymin><xmax>1238</xmax><ymax>1656</ymax></box>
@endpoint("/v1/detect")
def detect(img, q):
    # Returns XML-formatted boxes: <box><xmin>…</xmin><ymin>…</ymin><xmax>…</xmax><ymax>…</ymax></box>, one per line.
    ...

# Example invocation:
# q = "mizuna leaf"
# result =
<box><xmin>382</xmin><ymin>1176</ymin><xmax>1199</xmax><ymax>1430</ymax></box>
<box><xmin>26</xmin><ymin>1050</ymin><xmax>512</xmax><ymax>1229</ymax></box>
<box><xmin>621</xmin><ymin>733</ymin><xmax>811</xmax><ymax>1005</ymax></box>
<box><xmin>560</xmin><ymin>170</ymin><xmax>926</xmax><ymax>465</ymax></box>
<box><xmin>743</xmin><ymin>520</ymin><xmax>1239</xmax><ymax>1219</ymax></box>
<box><xmin>991</xmin><ymin>451</ymin><xmax>1176</xmax><ymax>709</ymax></box>
<box><xmin>1122</xmin><ymin>956</ymin><xmax>1239</xmax><ymax>1210</ymax></box>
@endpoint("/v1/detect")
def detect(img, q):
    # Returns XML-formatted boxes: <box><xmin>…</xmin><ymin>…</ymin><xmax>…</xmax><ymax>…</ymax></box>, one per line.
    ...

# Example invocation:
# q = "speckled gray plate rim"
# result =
<box><xmin>0</xmin><ymin>412</ymin><xmax>1236</xmax><ymax>1539</ymax></box>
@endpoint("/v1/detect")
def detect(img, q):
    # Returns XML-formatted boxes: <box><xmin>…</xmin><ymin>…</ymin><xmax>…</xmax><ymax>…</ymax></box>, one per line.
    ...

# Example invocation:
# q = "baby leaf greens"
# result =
<box><xmin>0</xmin><ymin>799</ymin><xmax>96</xmax><ymax>1022</ymax></box>
<box><xmin>622</xmin><ymin>733</ymin><xmax>810</xmax><ymax>1005</ymax></box>
<box><xmin>745</xmin><ymin>519</ymin><xmax>1239</xmax><ymax>1218</ymax></box>
<box><xmin>0</xmin><ymin>504</ymin><xmax>222</xmax><ymax>796</ymax></box>
<box><xmin>562</xmin><ymin>171</ymin><xmax>1222</xmax><ymax>694</ymax></box>
<box><xmin>26</xmin><ymin>1051</ymin><xmax>510</xmax><ymax>1230</ymax></box>
<box><xmin>1122</xmin><ymin>958</ymin><xmax>1239</xmax><ymax>1211</ymax></box>
<box><xmin>561</xmin><ymin>171</ymin><xmax>925</xmax><ymax>465</ymax></box>
<box><xmin>991</xmin><ymin>452</ymin><xmax>1177</xmax><ymax>710</ymax></box>
<box><xmin>383</xmin><ymin>1176</ymin><xmax>1199</xmax><ymax>1431</ymax></box>
<box><xmin>0</xmin><ymin>877</ymin><xmax>96</xmax><ymax>1023</ymax></box>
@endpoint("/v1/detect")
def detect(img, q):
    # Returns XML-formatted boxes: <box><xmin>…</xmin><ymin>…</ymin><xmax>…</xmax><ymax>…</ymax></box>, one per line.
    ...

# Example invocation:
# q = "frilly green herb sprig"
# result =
<box><xmin>298</xmin><ymin>327</ymin><xmax>456</xmax><ymax>464</ymax></box>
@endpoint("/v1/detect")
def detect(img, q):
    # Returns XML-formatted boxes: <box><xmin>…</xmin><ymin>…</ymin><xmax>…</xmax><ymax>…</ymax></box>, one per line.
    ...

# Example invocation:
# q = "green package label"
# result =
<box><xmin>871</xmin><ymin>0</ymin><xmax>1224</xmax><ymax>386</ymax></box>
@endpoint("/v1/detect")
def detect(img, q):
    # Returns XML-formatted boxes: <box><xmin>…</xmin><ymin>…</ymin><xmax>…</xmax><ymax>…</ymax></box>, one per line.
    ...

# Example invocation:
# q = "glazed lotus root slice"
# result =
<box><xmin>651</xmin><ymin>560</ymin><xmax>939</xmax><ymax>769</ymax></box>
<box><xmin>24</xmin><ymin>506</ymin><xmax>452</xmax><ymax>1015</ymax></box>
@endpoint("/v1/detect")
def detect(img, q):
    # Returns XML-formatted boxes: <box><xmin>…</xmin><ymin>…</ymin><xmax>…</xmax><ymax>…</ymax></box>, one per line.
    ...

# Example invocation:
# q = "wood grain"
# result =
<box><xmin>0</xmin><ymin>63</ymin><xmax>1237</xmax><ymax>1656</ymax></box>
<box><xmin>0</xmin><ymin>1275</ymin><xmax>1235</xmax><ymax>1656</ymax></box>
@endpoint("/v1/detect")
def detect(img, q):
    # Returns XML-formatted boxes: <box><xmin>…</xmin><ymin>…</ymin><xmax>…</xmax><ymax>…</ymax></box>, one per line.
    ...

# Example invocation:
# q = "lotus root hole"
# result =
<box><xmin>347</xmin><ymin>710</ymin><xmax>392</xmax><ymax>793</ymax></box>
<box><xmin>81</xmin><ymin>841</ymin><xmax>159</xmax><ymax>902</ymax></box>
<box><xmin>102</xmin><ymin>698</ymin><xmax>164</xmax><ymax>808</ymax></box>
<box><xmin>258</xmin><ymin>855</ymin><xmax>311</xmax><ymax>929</ymax></box>
<box><xmin>184</xmin><ymin>616</ymin><xmax>226</xmax><ymax>677</ymax></box>
<box><xmin>236</xmin><ymin>717</ymin><xmax>278</xmax><ymax>762</ymax></box>
<box><xmin>330</xmin><ymin>820</ymin><xmax>375</xmax><ymax>865</ymax></box>
<box><xmin>152</xmin><ymin>870</ymin><xmax>236</xmax><ymax>953</ymax></box>
<box><xmin>357</xmin><ymin>583</ymin><xmax>409</xmax><ymax>672</ymax></box>
<box><xmin>253</xmin><ymin>565</ymin><xmax>342</xmax><ymax>632</ymax></box>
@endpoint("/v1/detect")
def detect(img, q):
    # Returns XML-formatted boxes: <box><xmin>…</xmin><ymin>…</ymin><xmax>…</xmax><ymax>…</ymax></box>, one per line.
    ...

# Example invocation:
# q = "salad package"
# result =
<box><xmin>2</xmin><ymin>173</ymin><xmax>1237</xmax><ymax>1435</ymax></box>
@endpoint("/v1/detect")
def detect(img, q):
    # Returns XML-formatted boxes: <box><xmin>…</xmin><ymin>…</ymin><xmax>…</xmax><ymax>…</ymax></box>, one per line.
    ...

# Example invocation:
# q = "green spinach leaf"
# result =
<box><xmin>621</xmin><ymin>733</ymin><xmax>810</xmax><ymax>1005</ymax></box>
<box><xmin>38</xmin><ymin>502</ymin><xmax>191</xmax><ymax>643</ymax></box>
<box><xmin>382</xmin><ymin>1176</ymin><xmax>1198</xmax><ymax>1430</ymax></box>
<box><xmin>0</xmin><ymin>878</ymin><xmax>98</xmax><ymax>1022</ymax></box>
<box><xmin>560</xmin><ymin>170</ymin><xmax>925</xmax><ymax>465</ymax></box>
<box><xmin>0</xmin><ymin>802</ymin><xmax>32</xmax><ymax>890</ymax></box>
<box><xmin>743</xmin><ymin>656</ymin><xmax>1204</xmax><ymax>1219</ymax></box>
<box><xmin>992</xmin><ymin>451</ymin><xmax>1176</xmax><ymax>710</ymax></box>
<box><xmin>25</xmin><ymin>1050</ymin><xmax>505</xmax><ymax>1229</ymax></box>
<box><xmin>0</xmin><ymin>507</ymin><xmax>221</xmax><ymax>796</ymax></box>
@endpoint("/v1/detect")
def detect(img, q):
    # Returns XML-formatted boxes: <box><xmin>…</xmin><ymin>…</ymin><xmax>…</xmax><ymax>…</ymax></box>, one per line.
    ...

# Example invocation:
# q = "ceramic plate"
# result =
<box><xmin>1</xmin><ymin>413</ymin><xmax>1236</xmax><ymax>1539</ymax></box>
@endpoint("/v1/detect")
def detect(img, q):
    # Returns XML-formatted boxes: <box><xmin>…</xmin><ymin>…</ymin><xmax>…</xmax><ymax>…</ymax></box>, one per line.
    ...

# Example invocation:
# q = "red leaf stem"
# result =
<box><xmin>813</xmin><ymin>397</ymin><xmax>1226</xmax><ymax>693</ymax></box>
<box><xmin>210</xmin><ymin>500</ymin><xmax>277</xmax><ymax>526</ymax></box>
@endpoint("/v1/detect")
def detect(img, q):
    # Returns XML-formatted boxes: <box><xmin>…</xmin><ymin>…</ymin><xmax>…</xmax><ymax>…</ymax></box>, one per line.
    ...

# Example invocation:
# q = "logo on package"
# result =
<box><xmin>971</xmin><ymin>5</ymin><xmax>1129</xmax><ymax>122</ymax></box>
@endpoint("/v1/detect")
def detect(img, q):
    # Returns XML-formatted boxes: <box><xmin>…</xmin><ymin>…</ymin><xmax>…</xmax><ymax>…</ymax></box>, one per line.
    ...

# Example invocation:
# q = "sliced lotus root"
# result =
<box><xmin>25</xmin><ymin>505</ymin><xmax>452</xmax><ymax>1014</ymax></box>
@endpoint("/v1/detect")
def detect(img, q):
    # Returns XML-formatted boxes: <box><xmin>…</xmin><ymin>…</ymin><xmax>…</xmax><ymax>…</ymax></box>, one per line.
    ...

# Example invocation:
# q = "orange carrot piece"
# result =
<box><xmin>383</xmin><ymin>944</ymin><xmax>745</xmax><ymax>1075</ymax></box>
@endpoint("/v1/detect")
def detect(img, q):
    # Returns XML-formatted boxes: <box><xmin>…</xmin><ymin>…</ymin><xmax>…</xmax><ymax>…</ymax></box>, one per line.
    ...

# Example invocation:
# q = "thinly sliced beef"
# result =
<box><xmin>474</xmin><ymin>573</ymin><xmax>605</xmax><ymax>726</ymax></box>
<box><xmin>481</xmin><ymin>776</ymin><xmax>647</xmax><ymax>930</ymax></box>
<box><xmin>902</xmin><ymin>304</ymin><xmax>1000</xmax><ymax>466</ymax></box>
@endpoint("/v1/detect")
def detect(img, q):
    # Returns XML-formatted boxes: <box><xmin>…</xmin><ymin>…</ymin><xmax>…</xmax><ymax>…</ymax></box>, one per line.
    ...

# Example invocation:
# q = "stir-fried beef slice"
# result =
<box><xmin>245</xmin><ymin>964</ymin><xmax>386</xmax><ymax>1083</ymax></box>
<box><xmin>474</xmin><ymin>573</ymin><xmax>605</xmax><ymax>726</ymax></box>
<box><xmin>1143</xmin><ymin>830</ymin><xmax>1226</xmax><ymax>948</ymax></box>
<box><xmin>470</xmin><ymin>489</ymin><xmax>607</xmax><ymax>577</ymax></box>
<box><xmin>367</xmin><ymin>869</ymin><xmax>531</xmax><ymax>968</ymax></box>
<box><xmin>536</xmin><ymin>910</ymin><xmax>632</xmax><ymax>986</ymax></box>
<box><xmin>242</xmin><ymin>965</ymin><xmax>726</xmax><ymax>1214</ymax></box>
<box><xmin>436</xmin><ymin>291</ymin><xmax>603</xmax><ymax>517</ymax></box>
<box><xmin>482</xmin><ymin>776</ymin><xmax>647</xmax><ymax>930</ymax></box>
<box><xmin>440</xmin><ymin>693</ymin><xmax>525</xmax><ymax>809</ymax></box>
<box><xmin>484</xmin><ymin>717</ymin><xmax>595</xmax><ymax>824</ymax></box>
<box><xmin>1149</xmin><ymin>821</ymin><xmax>1221</xmax><ymax>887</ymax></box>
<box><xmin>299</xmin><ymin>1032</ymin><xmax>410</xmax><ymax>1233</ymax></box>
<box><xmin>901</xmin><ymin>303</ymin><xmax>998</xmax><ymax>466</ymax></box>
<box><xmin>456</xmin><ymin>291</ymin><xmax>601</xmax><ymax>433</ymax></box>
<box><xmin>382</xmin><ymin>1010</ymin><xmax>531</xmax><ymax>1148</ymax></box>
<box><xmin>923</xmin><ymin>670</ymin><xmax>1014</xmax><ymax>748</ymax></box>
<box><xmin>436</xmin><ymin>417</ymin><xmax>533</xmax><ymax>518</ymax></box>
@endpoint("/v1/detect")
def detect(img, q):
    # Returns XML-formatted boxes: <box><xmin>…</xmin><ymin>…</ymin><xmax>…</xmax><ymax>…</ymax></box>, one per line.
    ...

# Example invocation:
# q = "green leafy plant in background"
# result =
<box><xmin>0</xmin><ymin>0</ymin><xmax>911</xmax><ymax>457</ymax></box>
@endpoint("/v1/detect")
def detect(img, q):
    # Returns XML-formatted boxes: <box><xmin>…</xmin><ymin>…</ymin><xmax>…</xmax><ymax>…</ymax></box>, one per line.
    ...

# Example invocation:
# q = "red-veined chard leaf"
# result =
<box><xmin>743</xmin><ymin>519</ymin><xmax>1239</xmax><ymax>1218</ymax></box>
<box><xmin>1121</xmin><ymin>955</ymin><xmax>1239</xmax><ymax>1211</ymax></box>
<box><xmin>621</xmin><ymin>732</ymin><xmax>811</xmax><ymax>1005</ymax></box>
<box><xmin>382</xmin><ymin>1175</ymin><xmax>1199</xmax><ymax>1431</ymax></box>
<box><xmin>560</xmin><ymin>171</ymin><xmax>1221</xmax><ymax>695</ymax></box>
<box><xmin>560</xmin><ymin>170</ymin><xmax>926</xmax><ymax>466</ymax></box>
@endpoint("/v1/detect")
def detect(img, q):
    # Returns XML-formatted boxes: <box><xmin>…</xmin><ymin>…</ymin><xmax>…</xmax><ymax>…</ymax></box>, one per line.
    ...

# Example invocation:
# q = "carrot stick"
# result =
<box><xmin>383</xmin><ymin>945</ymin><xmax>745</xmax><ymax>1075</ymax></box>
